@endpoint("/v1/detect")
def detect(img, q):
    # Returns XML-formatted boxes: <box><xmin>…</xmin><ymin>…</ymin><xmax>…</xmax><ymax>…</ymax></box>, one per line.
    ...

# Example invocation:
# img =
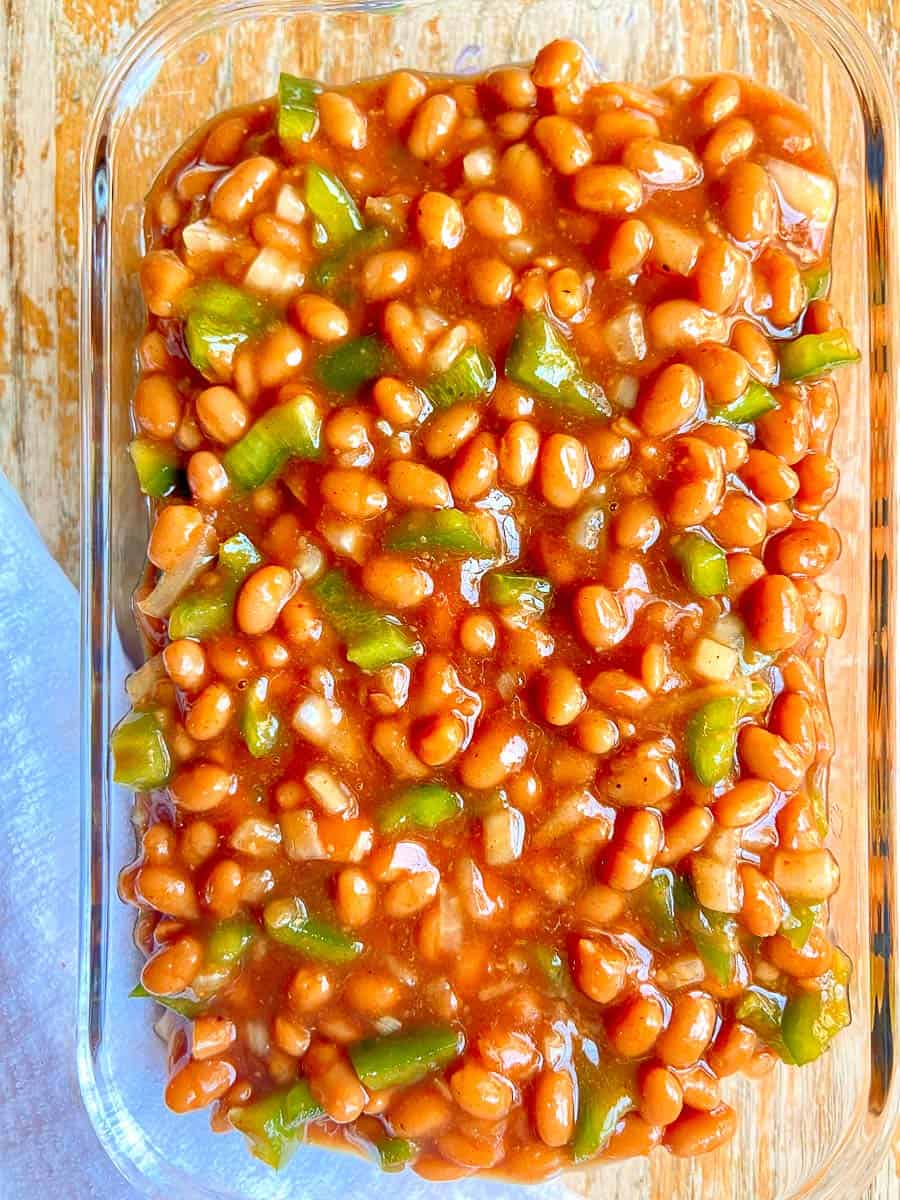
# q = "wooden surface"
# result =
<box><xmin>1</xmin><ymin>1</ymin><xmax>899</xmax><ymax>1196</ymax></box>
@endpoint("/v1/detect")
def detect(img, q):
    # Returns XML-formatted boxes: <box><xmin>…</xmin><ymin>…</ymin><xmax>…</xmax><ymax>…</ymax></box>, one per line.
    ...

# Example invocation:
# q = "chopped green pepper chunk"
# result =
<box><xmin>781</xmin><ymin>902</ymin><xmax>822</xmax><ymax>949</ymax></box>
<box><xmin>311</xmin><ymin>224</ymin><xmax>393</xmax><ymax>291</ymax></box>
<box><xmin>425</xmin><ymin>346</ymin><xmax>496</xmax><ymax>410</ymax></box>
<box><xmin>264</xmin><ymin>896</ymin><xmax>363</xmax><ymax>963</ymax></box>
<box><xmin>672</xmin><ymin>531</ymin><xmax>729</xmax><ymax>598</ymax></box>
<box><xmin>505</xmin><ymin>313</ymin><xmax>609</xmax><ymax>417</ymax></box>
<box><xmin>223</xmin><ymin>394</ymin><xmax>322</xmax><ymax>491</ymax></box>
<box><xmin>349</xmin><ymin>1025</ymin><xmax>465</xmax><ymax>1091</ymax></box>
<box><xmin>310</xmin><ymin>568</ymin><xmax>419</xmax><ymax>672</ymax></box>
<box><xmin>277</xmin><ymin>72</ymin><xmax>321</xmax><ymax>144</ymax></box>
<box><xmin>129</xmin><ymin>982</ymin><xmax>206</xmax><ymax>1018</ymax></box>
<box><xmin>230</xmin><ymin>1080</ymin><xmax>324</xmax><ymax>1169</ymax></box>
<box><xmin>633</xmin><ymin>869</ymin><xmax>679</xmax><ymax>946</ymax></box>
<box><xmin>378</xmin><ymin>783</ymin><xmax>464</xmax><ymax>833</ymax></box>
<box><xmin>735</xmin><ymin>987</ymin><xmax>793</xmax><ymax>1062</ymax></box>
<box><xmin>383</xmin><ymin>509</ymin><xmax>493</xmax><ymax>557</ymax></box>
<box><xmin>529</xmin><ymin>944</ymin><xmax>573</xmax><ymax>996</ymax></box>
<box><xmin>572</xmin><ymin>1057</ymin><xmax>636</xmax><ymax>1162</ymax></box>
<box><xmin>168</xmin><ymin>533</ymin><xmax>262</xmax><ymax>640</ymax></box>
<box><xmin>484</xmin><ymin>572</ymin><xmax>553</xmax><ymax>615</ymax></box>
<box><xmin>304</xmin><ymin>163</ymin><xmax>364</xmax><ymax>247</ymax></box>
<box><xmin>779</xmin><ymin>329</ymin><xmax>860</xmax><ymax>381</ymax></box>
<box><xmin>111</xmin><ymin>710</ymin><xmax>171</xmax><ymax>790</ymax></box>
<box><xmin>685</xmin><ymin>695</ymin><xmax>740</xmax><ymax>786</ymax></box>
<box><xmin>376</xmin><ymin>1136</ymin><xmax>417</xmax><ymax>1172</ymax></box>
<box><xmin>781</xmin><ymin>948</ymin><xmax>851</xmax><ymax>1065</ymax></box>
<box><xmin>675</xmin><ymin>877</ymin><xmax>740</xmax><ymax>986</ymax></box>
<box><xmin>207</xmin><ymin>918</ymin><xmax>256</xmax><ymax>969</ymax></box>
<box><xmin>181</xmin><ymin>281</ymin><xmax>273</xmax><ymax>377</ymax></box>
<box><xmin>802</xmin><ymin>264</ymin><xmax>831</xmax><ymax>302</ymax></box>
<box><xmin>242</xmin><ymin>676</ymin><xmax>281</xmax><ymax>758</ymax></box>
<box><xmin>713</xmin><ymin>380</ymin><xmax>779</xmax><ymax>424</ymax></box>
<box><xmin>314</xmin><ymin>334</ymin><xmax>390</xmax><ymax>395</ymax></box>
<box><xmin>129</xmin><ymin>438</ymin><xmax>180</xmax><ymax>498</ymax></box>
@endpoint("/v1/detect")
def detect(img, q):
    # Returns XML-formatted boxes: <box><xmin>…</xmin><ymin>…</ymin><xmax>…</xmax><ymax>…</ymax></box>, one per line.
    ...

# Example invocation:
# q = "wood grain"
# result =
<box><xmin>2</xmin><ymin>1</ymin><xmax>899</xmax><ymax>1196</ymax></box>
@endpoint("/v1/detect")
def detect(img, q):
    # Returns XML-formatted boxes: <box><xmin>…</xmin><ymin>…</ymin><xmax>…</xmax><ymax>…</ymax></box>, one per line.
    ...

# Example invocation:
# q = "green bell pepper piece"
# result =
<box><xmin>529</xmin><ymin>944</ymin><xmax>573</xmax><ymax>996</ymax></box>
<box><xmin>734</xmin><ymin>987</ymin><xmax>793</xmax><ymax>1062</ymax></box>
<box><xmin>685</xmin><ymin>695</ymin><xmax>740</xmax><ymax>786</ymax></box>
<box><xmin>223</xmin><ymin>393</ymin><xmax>322</xmax><ymax>491</ymax></box>
<box><xmin>713</xmin><ymin>380</ymin><xmax>779</xmax><ymax>424</ymax></box>
<box><xmin>505</xmin><ymin>313</ymin><xmax>609</xmax><ymax>417</ymax></box>
<box><xmin>779</xmin><ymin>329</ymin><xmax>860</xmax><ymax>381</ymax></box>
<box><xmin>802</xmin><ymin>264</ymin><xmax>831</xmax><ymax>302</ymax></box>
<box><xmin>484</xmin><ymin>572</ymin><xmax>552</xmax><ymax>616</ymax></box>
<box><xmin>207</xmin><ymin>917</ymin><xmax>256</xmax><ymax>969</ymax></box>
<box><xmin>310</xmin><ymin>224</ymin><xmax>393</xmax><ymax>291</ymax></box>
<box><xmin>382</xmin><ymin>509</ymin><xmax>493</xmax><ymax>558</ymax></box>
<box><xmin>264</xmin><ymin>896</ymin><xmax>363</xmax><ymax>964</ymax></box>
<box><xmin>314</xmin><ymin>334</ymin><xmax>390</xmax><ymax>395</ymax></box>
<box><xmin>129</xmin><ymin>437</ymin><xmax>180</xmax><ymax>498</ymax></box>
<box><xmin>310</xmin><ymin>568</ymin><xmax>420</xmax><ymax>672</ymax></box>
<box><xmin>572</xmin><ymin>1057</ymin><xmax>636</xmax><ymax>1162</ymax></box>
<box><xmin>781</xmin><ymin>902</ymin><xmax>822</xmax><ymax>949</ymax></box>
<box><xmin>781</xmin><ymin>948</ymin><xmax>851</xmax><ymax>1065</ymax></box>
<box><xmin>111</xmin><ymin>710</ymin><xmax>171</xmax><ymax>790</ymax></box>
<box><xmin>425</xmin><ymin>346</ymin><xmax>496</xmax><ymax>410</ymax></box>
<box><xmin>674</xmin><ymin>877</ymin><xmax>740</xmax><ymax>986</ymax></box>
<box><xmin>168</xmin><ymin>533</ymin><xmax>262</xmax><ymax>641</ymax></box>
<box><xmin>672</xmin><ymin>531</ymin><xmax>729</xmax><ymax>598</ymax></box>
<box><xmin>129</xmin><ymin>982</ymin><xmax>206</xmax><ymax>1018</ymax></box>
<box><xmin>378</xmin><ymin>783</ymin><xmax>464</xmax><ymax>833</ymax></box>
<box><xmin>242</xmin><ymin>676</ymin><xmax>281</xmax><ymax>758</ymax></box>
<box><xmin>181</xmin><ymin>281</ymin><xmax>273</xmax><ymax>377</ymax></box>
<box><xmin>349</xmin><ymin>1025</ymin><xmax>465</xmax><ymax>1091</ymax></box>
<box><xmin>304</xmin><ymin>163</ymin><xmax>364</xmax><ymax>247</ymax></box>
<box><xmin>633</xmin><ymin>868</ymin><xmax>679</xmax><ymax>946</ymax></box>
<box><xmin>230</xmin><ymin>1080</ymin><xmax>324</xmax><ymax>1169</ymax></box>
<box><xmin>277</xmin><ymin>73</ymin><xmax>321</xmax><ymax>144</ymax></box>
<box><xmin>376</xmin><ymin>1136</ymin><xmax>417</xmax><ymax>1172</ymax></box>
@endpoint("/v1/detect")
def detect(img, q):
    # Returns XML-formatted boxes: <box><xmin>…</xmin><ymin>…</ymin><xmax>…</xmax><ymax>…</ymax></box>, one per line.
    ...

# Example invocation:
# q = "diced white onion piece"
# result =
<box><xmin>496</xmin><ymin>669</ymin><xmax>524</xmax><ymax>701</ymax></box>
<box><xmin>655</xmin><ymin>953</ymin><xmax>707</xmax><ymax>990</ymax></box>
<box><xmin>463</xmin><ymin>146</ymin><xmax>496</xmax><ymax>184</ymax></box>
<box><xmin>456</xmin><ymin>857</ymin><xmax>499</xmax><ymax>921</ymax></box>
<box><xmin>645</xmin><ymin>213</ymin><xmax>703</xmax><ymax>276</ymax></box>
<box><xmin>609</xmin><ymin>373</ymin><xmax>639</xmax><ymax>409</ymax></box>
<box><xmin>244</xmin><ymin>247</ymin><xmax>305</xmax><ymax>301</ymax></box>
<box><xmin>153</xmin><ymin>1008</ymin><xmax>179</xmax><ymax>1044</ymax></box>
<box><xmin>318</xmin><ymin>514</ymin><xmax>369</xmax><ymax>563</ymax></box>
<box><xmin>437</xmin><ymin>886</ymin><xmax>464</xmax><ymax>955</ymax></box>
<box><xmin>764</xmin><ymin>157</ymin><xmax>837</xmax><ymax>228</ymax></box>
<box><xmin>428</xmin><ymin>323</ymin><xmax>469</xmax><ymax>374</ymax></box>
<box><xmin>274</xmin><ymin>183</ymin><xmax>307</xmax><ymax>225</ymax></box>
<box><xmin>477</xmin><ymin>980</ymin><xmax>517</xmax><ymax>1002</ymax></box>
<box><xmin>689</xmin><ymin>637</ymin><xmax>738</xmax><ymax>683</ymax></box>
<box><xmin>711</xmin><ymin>613</ymin><xmax>746</xmax><ymax>650</ymax></box>
<box><xmin>292</xmin><ymin>692</ymin><xmax>342</xmax><ymax>748</ymax></box>
<box><xmin>245</xmin><ymin>1020</ymin><xmax>270</xmax><ymax>1058</ymax></box>
<box><xmin>138</xmin><ymin>523</ymin><xmax>218</xmax><ymax>618</ymax></box>
<box><xmin>373</xmin><ymin>1016</ymin><xmax>403</xmax><ymax>1035</ymax></box>
<box><xmin>567</xmin><ymin>505</ymin><xmax>607</xmax><ymax>551</ymax></box>
<box><xmin>483</xmin><ymin>806</ymin><xmax>526</xmax><ymax>866</ymax></box>
<box><xmin>533</xmin><ymin>789</ymin><xmax>609</xmax><ymax>848</ymax></box>
<box><xmin>182</xmin><ymin>218</ymin><xmax>234</xmax><ymax>256</ymax></box>
<box><xmin>363</xmin><ymin>194</ymin><xmax>411</xmax><ymax>230</ymax></box>
<box><xmin>125</xmin><ymin>653</ymin><xmax>167</xmax><ymax>704</ymax></box>
<box><xmin>280</xmin><ymin>809</ymin><xmax>325</xmax><ymax>861</ymax></box>
<box><xmin>304</xmin><ymin>765</ymin><xmax>356</xmax><ymax>815</ymax></box>
<box><xmin>228</xmin><ymin>817</ymin><xmax>282</xmax><ymax>857</ymax></box>
<box><xmin>604</xmin><ymin>304</ymin><xmax>647</xmax><ymax>364</ymax></box>
<box><xmin>812</xmin><ymin>588</ymin><xmax>846</xmax><ymax>637</ymax></box>
<box><xmin>703</xmin><ymin>826</ymin><xmax>741</xmax><ymax>864</ymax></box>
<box><xmin>417</xmin><ymin>306</ymin><xmax>448</xmax><ymax>334</ymax></box>
<box><xmin>691</xmin><ymin>854</ymin><xmax>743</xmax><ymax>913</ymax></box>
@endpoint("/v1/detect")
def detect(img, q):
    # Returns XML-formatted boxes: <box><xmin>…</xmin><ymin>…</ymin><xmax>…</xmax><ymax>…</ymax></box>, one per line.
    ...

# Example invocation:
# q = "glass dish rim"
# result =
<box><xmin>77</xmin><ymin>1</ymin><xmax>900</xmax><ymax>1197</ymax></box>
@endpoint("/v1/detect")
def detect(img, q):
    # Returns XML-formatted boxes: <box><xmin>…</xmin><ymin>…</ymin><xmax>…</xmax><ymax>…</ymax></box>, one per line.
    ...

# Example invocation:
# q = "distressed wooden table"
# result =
<box><xmin>1</xmin><ymin>0</ymin><xmax>898</xmax><ymax>1195</ymax></box>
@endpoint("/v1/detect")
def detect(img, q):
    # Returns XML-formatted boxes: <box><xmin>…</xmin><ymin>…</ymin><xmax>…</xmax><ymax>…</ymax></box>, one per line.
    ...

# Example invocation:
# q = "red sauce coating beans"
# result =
<box><xmin>117</xmin><ymin>46</ymin><xmax>856</xmax><ymax>1180</ymax></box>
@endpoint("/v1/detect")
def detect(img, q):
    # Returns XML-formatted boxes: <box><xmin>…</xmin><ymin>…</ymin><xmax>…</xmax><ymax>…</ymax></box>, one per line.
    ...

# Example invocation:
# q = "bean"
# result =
<box><xmin>539</xmin><ymin>665</ymin><xmax>587</xmax><ymax>727</ymax></box>
<box><xmin>408</xmin><ymin>94</ymin><xmax>459</xmax><ymax>159</ymax></box>
<box><xmin>372</xmin><ymin>376</ymin><xmax>423</xmax><ymax>426</ymax></box>
<box><xmin>795</xmin><ymin>452</ymin><xmax>839</xmax><ymax>512</ymax></box>
<box><xmin>192</xmin><ymin>1015</ymin><xmax>237</xmax><ymax>1061</ymax></box>
<box><xmin>574</xmin><ymin>936</ymin><xmax>629</xmax><ymax>1005</ymax></box>
<box><xmin>163</xmin><ymin>639</ymin><xmax>207</xmax><ymax>693</ymax></box>
<box><xmin>210</xmin><ymin>156</ymin><xmax>278</xmax><ymax>223</ymax></box>
<box><xmin>594</xmin><ymin>107</ymin><xmax>660</xmax><ymax>152</ymax></box>
<box><xmin>622</xmin><ymin>138</ymin><xmax>702</xmax><ymax>188</ymax></box>
<box><xmin>170</xmin><ymin>762</ymin><xmax>234</xmax><ymax>813</ymax></box>
<box><xmin>322</xmin><ymin>468</ymin><xmax>388</xmax><ymax>520</ymax></box>
<box><xmin>715</xmin><ymin>779</ymin><xmax>775</xmax><ymax>828</ymax></box>
<box><xmin>606</xmin><ymin>993</ymin><xmax>665</xmax><ymax>1057</ymax></box>
<box><xmin>680</xmin><ymin>1065</ymin><xmax>720</xmax><ymax>1111</ymax></box>
<box><xmin>450</xmin><ymin>1061</ymin><xmax>515</xmax><ymax>1119</ymax></box>
<box><xmin>140</xmin><ymin>251</ymin><xmax>194</xmax><ymax>318</ymax></box>
<box><xmin>294</xmin><ymin>295</ymin><xmax>350</xmax><ymax>342</ymax></box>
<box><xmin>606</xmin><ymin>218</ymin><xmax>653</xmax><ymax>276</ymax></box>
<box><xmin>703</xmin><ymin>117</ymin><xmax>756</xmax><ymax>176</ymax></box>
<box><xmin>708</xmin><ymin>1022</ymin><xmax>757</xmax><ymax>1078</ymax></box>
<box><xmin>390</xmin><ymin>1084</ymin><xmax>453</xmax><ymax>1137</ymax></box>
<box><xmin>690</xmin><ymin>344</ymin><xmax>751</xmax><ymax>406</ymax></box>
<box><xmin>603</xmin><ymin>1113</ymin><xmax>663</xmax><ymax>1159</ymax></box>
<box><xmin>639</xmin><ymin>1065</ymin><xmax>683</xmax><ymax>1126</ymax></box>
<box><xmin>136</xmin><ymin>865</ymin><xmax>199</xmax><ymax>919</ymax></box>
<box><xmin>181</xmin><ymin>820</ymin><xmax>218</xmax><ymax>868</ymax></box>
<box><xmin>532</xmin><ymin>39</ymin><xmax>583</xmax><ymax>88</ymax></box>
<box><xmin>319</xmin><ymin>91</ymin><xmax>367</xmax><ymax>149</ymax></box>
<box><xmin>636</xmin><ymin>363</ymin><xmax>701</xmax><ymax>437</ymax></box>
<box><xmin>459</xmin><ymin>717</ymin><xmax>528</xmax><ymax>789</ymax></box>
<box><xmin>739</xmin><ymin>449</ymin><xmax>800</xmax><ymax>503</ymax></box>
<box><xmin>574</xmin><ymin>710</ymin><xmax>619</xmax><ymax>756</ymax></box>
<box><xmin>765</xmin><ymin>520</ymin><xmax>840</xmax><ymax>578</ymax></box>
<box><xmin>423</xmin><ymin>404</ymin><xmax>481</xmax><ymax>459</ymax></box>
<box><xmin>387</xmin><ymin>460</ymin><xmax>452</xmax><ymax>509</ymax></box>
<box><xmin>235</xmin><ymin>565</ymin><xmax>295</xmax><ymax>636</ymax></box>
<box><xmin>665</xmin><ymin>436</ymin><xmax>724</xmax><ymax>526</ymax></box>
<box><xmin>335</xmin><ymin>867</ymin><xmax>376</xmax><ymax>927</ymax></box>
<box><xmin>185</xmin><ymin>681</ymin><xmax>234</xmax><ymax>740</ymax></box>
<box><xmin>362</xmin><ymin>251</ymin><xmax>418</xmax><ymax>301</ymax></box>
<box><xmin>534</xmin><ymin>1069</ymin><xmax>576</xmax><ymax>1147</ymax></box>
<box><xmin>488</xmin><ymin>67</ymin><xmax>538</xmax><ymax>110</ymax></box>
<box><xmin>343</xmin><ymin>969</ymin><xmax>404</xmax><ymax>1016</ymax></box>
<box><xmin>706</xmin><ymin>491</ymin><xmax>766</xmax><ymax>549</ymax></box>
<box><xmin>415</xmin><ymin>712</ymin><xmax>467</xmax><ymax>766</ymax></box>
<box><xmin>273</xmin><ymin>1013</ymin><xmax>311</xmax><ymax>1058</ymax></box>
<box><xmin>148</xmin><ymin>505</ymin><xmax>204</xmax><ymax>572</ymax></box>
<box><xmin>573</xmin><ymin>585</ymin><xmax>626</xmax><ymax>650</ymax></box>
<box><xmin>722</xmin><ymin>160</ymin><xmax>776</xmax><ymax>244</ymax></box>
<box><xmin>666</xmin><ymin>1105</ymin><xmax>737</xmax><ymax>1156</ymax></box>
<box><xmin>498</xmin><ymin>420</ymin><xmax>540</xmax><ymax>488</ymax></box>
<box><xmin>187</xmin><ymin>451</ymin><xmax>229</xmax><ymax>505</ymax></box>
<box><xmin>141</xmin><ymin>936</ymin><xmax>203</xmax><ymax>996</ymax></box>
<box><xmin>416</xmin><ymin>191</ymin><xmax>465</xmax><ymax>250</ymax></box>
<box><xmin>534</xmin><ymin>116</ymin><xmax>592</xmax><ymax>175</ymax></box>
<box><xmin>362</xmin><ymin>555</ymin><xmax>433</xmax><ymax>610</ymax></box>
<box><xmin>384</xmin><ymin>71</ymin><xmax>428</xmax><ymax>128</ymax></box>
<box><xmin>451</xmin><ymin>432</ymin><xmax>499</xmax><ymax>502</ymax></box>
<box><xmin>469</xmin><ymin>256</ymin><xmax>516</xmax><ymax>306</ymax></box>
<box><xmin>694</xmin><ymin>238</ymin><xmax>747</xmax><ymax>314</ymax></box>
<box><xmin>311</xmin><ymin>1051</ymin><xmax>369</xmax><ymax>1124</ymax></box>
<box><xmin>165</xmin><ymin>1058</ymin><xmax>236</xmax><ymax>1113</ymax></box>
<box><xmin>539</xmin><ymin>433</ymin><xmax>590</xmax><ymax>508</ymax></box>
<box><xmin>135</xmin><ymin>374</ymin><xmax>183</xmax><ymax>439</ymax></box>
<box><xmin>647</xmin><ymin>300</ymin><xmax>725</xmax><ymax>352</ymax></box>
<box><xmin>660</xmin><ymin>805</ymin><xmax>715</xmax><ymax>866</ymax></box>
<box><xmin>466</xmin><ymin>191</ymin><xmax>524</xmax><ymax>238</ymax></box>
<box><xmin>574</xmin><ymin>165</ymin><xmax>643</xmax><ymax>214</ymax></box>
<box><xmin>738</xmin><ymin>726</ymin><xmax>806</xmax><ymax>791</ymax></box>
<box><xmin>656</xmin><ymin>992</ymin><xmax>717</xmax><ymax>1069</ymax></box>
<box><xmin>548</xmin><ymin>267</ymin><xmax>586</xmax><ymax>320</ymax></box>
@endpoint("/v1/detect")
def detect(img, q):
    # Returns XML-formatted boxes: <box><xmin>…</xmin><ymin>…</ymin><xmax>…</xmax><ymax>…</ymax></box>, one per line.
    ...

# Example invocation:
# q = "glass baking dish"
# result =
<box><xmin>77</xmin><ymin>1</ymin><xmax>900</xmax><ymax>1196</ymax></box>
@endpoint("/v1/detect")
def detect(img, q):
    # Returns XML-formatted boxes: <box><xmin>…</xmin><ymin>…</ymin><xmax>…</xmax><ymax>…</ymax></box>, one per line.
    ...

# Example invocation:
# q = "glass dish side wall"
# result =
<box><xmin>78</xmin><ymin>2</ymin><xmax>900</xmax><ymax>1199</ymax></box>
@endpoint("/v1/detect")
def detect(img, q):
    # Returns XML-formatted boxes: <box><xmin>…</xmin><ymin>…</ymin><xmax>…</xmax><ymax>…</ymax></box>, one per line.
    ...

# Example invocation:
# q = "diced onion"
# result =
<box><xmin>138</xmin><ymin>523</ymin><xmax>218</xmax><ymax>619</ymax></box>
<box><xmin>245</xmin><ymin>1020</ymin><xmax>270</xmax><ymax>1058</ymax></box>
<box><xmin>228</xmin><ymin>817</ymin><xmax>282</xmax><ymax>857</ymax></box>
<box><xmin>812</xmin><ymin>588</ymin><xmax>846</xmax><ymax>638</ymax></box>
<box><xmin>437</xmin><ymin>886</ymin><xmax>464</xmax><ymax>955</ymax></box>
<box><xmin>125</xmin><ymin>653</ymin><xmax>167</xmax><ymax>704</ymax></box>
<box><xmin>463</xmin><ymin>147</ymin><xmax>496</xmax><ymax>184</ymax></box>
<box><xmin>244</xmin><ymin>247</ymin><xmax>305</xmax><ymax>301</ymax></box>
<box><xmin>181</xmin><ymin>218</ymin><xmax>234</xmax><ymax>256</ymax></box>
<box><xmin>304</xmin><ymin>765</ymin><xmax>356</xmax><ymax>815</ymax></box>
<box><xmin>609</xmin><ymin>373</ymin><xmax>639</xmax><ymax>410</ymax></box>
<box><xmin>655</xmin><ymin>953</ymin><xmax>707</xmax><ymax>990</ymax></box>
<box><xmin>274</xmin><ymin>183</ymin><xmax>307</xmax><ymax>225</ymax></box>
<box><xmin>533</xmin><ymin>789</ymin><xmax>609</xmax><ymax>848</ymax></box>
<box><xmin>566</xmin><ymin>505</ymin><xmax>607</xmax><ymax>551</ymax></box>
<box><xmin>482</xmin><ymin>806</ymin><xmax>526</xmax><ymax>866</ymax></box>
<box><xmin>691</xmin><ymin>854</ymin><xmax>743</xmax><ymax>913</ymax></box>
<box><xmin>456</xmin><ymin>857</ymin><xmax>499</xmax><ymax>921</ymax></box>
<box><xmin>764</xmin><ymin>157</ymin><xmax>837</xmax><ymax>227</ymax></box>
<box><xmin>373</xmin><ymin>1016</ymin><xmax>403</xmax><ymax>1036</ymax></box>
<box><xmin>604</xmin><ymin>304</ymin><xmax>647</xmax><ymax>364</ymax></box>
<box><xmin>363</xmin><ymin>194</ymin><xmax>411</xmax><ymax>230</ymax></box>
<box><xmin>318</xmin><ymin>514</ymin><xmax>369</xmax><ymax>563</ymax></box>
<box><xmin>280</xmin><ymin>809</ymin><xmax>325</xmax><ymax>861</ymax></box>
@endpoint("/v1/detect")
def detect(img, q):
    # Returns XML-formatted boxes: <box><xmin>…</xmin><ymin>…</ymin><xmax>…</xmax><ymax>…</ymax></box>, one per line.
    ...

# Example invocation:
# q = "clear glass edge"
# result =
<box><xmin>76</xmin><ymin>1</ymin><xmax>900</xmax><ymax>1196</ymax></box>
